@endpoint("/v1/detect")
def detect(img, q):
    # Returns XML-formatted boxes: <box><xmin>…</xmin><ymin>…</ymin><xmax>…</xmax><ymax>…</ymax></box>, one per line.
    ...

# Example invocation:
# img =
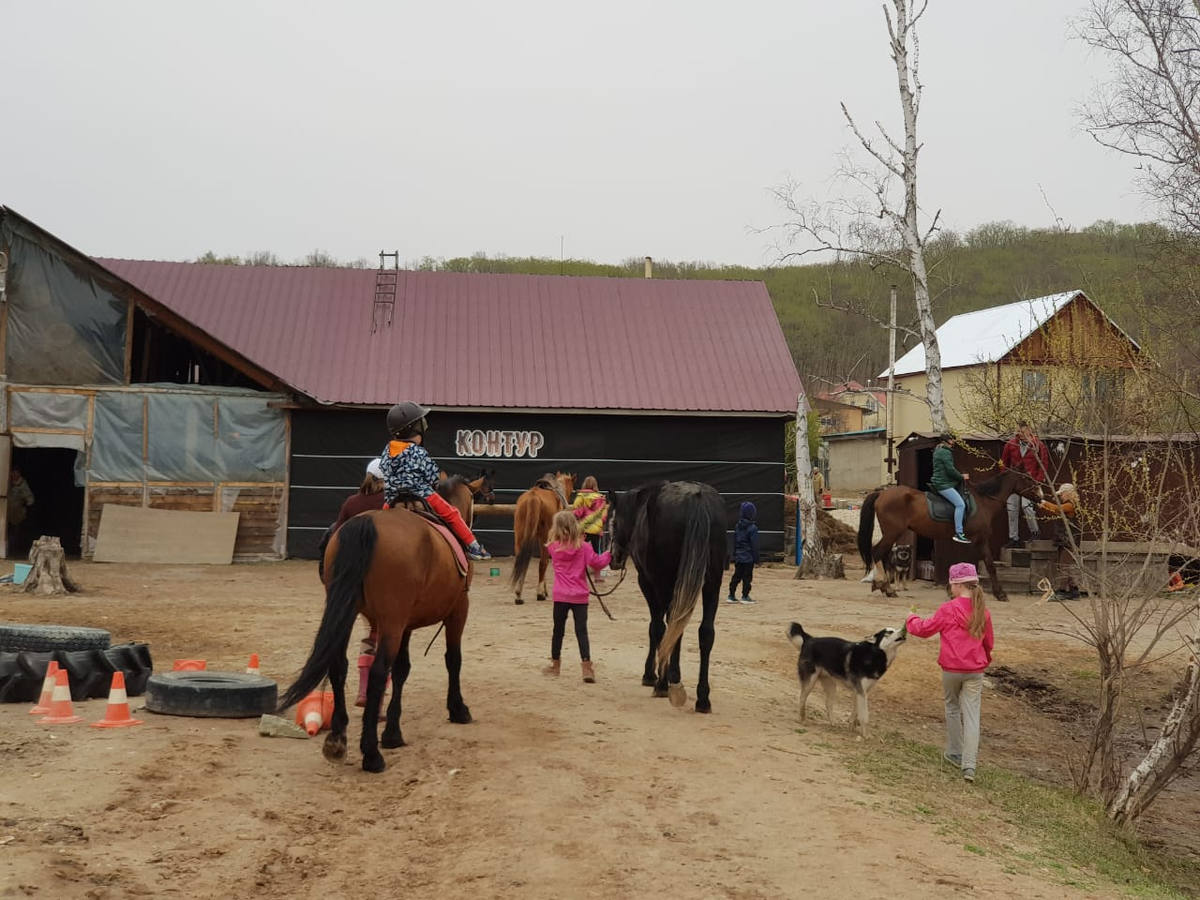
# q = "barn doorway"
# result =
<box><xmin>914</xmin><ymin>445</ymin><xmax>935</xmax><ymax>575</ymax></box>
<box><xmin>9</xmin><ymin>447</ymin><xmax>85</xmax><ymax>558</ymax></box>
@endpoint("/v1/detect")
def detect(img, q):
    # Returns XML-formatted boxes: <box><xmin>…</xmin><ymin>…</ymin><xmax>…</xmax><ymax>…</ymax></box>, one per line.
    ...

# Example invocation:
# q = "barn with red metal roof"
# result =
<box><xmin>2</xmin><ymin>205</ymin><xmax>803</xmax><ymax>559</ymax></box>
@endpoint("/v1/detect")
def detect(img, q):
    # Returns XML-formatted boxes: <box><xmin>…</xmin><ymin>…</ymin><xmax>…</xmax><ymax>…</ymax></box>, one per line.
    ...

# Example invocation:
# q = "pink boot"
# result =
<box><xmin>356</xmin><ymin>654</ymin><xmax>374</xmax><ymax>707</ymax></box>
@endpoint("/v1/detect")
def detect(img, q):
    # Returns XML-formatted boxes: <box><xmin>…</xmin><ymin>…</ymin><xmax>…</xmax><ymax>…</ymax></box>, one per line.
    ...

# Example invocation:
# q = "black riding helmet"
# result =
<box><xmin>387</xmin><ymin>401</ymin><xmax>430</xmax><ymax>439</ymax></box>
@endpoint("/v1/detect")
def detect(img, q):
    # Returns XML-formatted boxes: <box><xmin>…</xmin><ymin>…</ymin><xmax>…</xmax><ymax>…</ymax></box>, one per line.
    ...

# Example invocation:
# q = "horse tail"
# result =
<box><xmin>508</xmin><ymin>495</ymin><xmax>541</xmax><ymax>591</ymax></box>
<box><xmin>278</xmin><ymin>515</ymin><xmax>377</xmax><ymax>712</ymax></box>
<box><xmin>858</xmin><ymin>491</ymin><xmax>880</xmax><ymax>570</ymax></box>
<box><xmin>656</xmin><ymin>499</ymin><xmax>715</xmax><ymax>673</ymax></box>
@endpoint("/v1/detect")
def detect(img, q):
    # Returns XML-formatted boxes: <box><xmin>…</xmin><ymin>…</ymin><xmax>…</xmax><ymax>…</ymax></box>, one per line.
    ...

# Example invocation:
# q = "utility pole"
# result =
<box><xmin>886</xmin><ymin>284</ymin><xmax>897</xmax><ymax>483</ymax></box>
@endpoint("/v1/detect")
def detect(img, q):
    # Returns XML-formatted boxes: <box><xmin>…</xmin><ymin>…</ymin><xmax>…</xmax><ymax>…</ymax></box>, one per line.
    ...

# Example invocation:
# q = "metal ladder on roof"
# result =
<box><xmin>372</xmin><ymin>250</ymin><xmax>399</xmax><ymax>333</ymax></box>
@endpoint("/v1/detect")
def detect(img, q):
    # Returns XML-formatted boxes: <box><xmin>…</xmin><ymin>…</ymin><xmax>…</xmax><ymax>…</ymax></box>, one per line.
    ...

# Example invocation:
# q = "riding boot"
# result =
<box><xmin>356</xmin><ymin>654</ymin><xmax>374</xmax><ymax>707</ymax></box>
<box><xmin>541</xmin><ymin>658</ymin><xmax>561</xmax><ymax>677</ymax></box>
<box><xmin>581</xmin><ymin>660</ymin><xmax>596</xmax><ymax>683</ymax></box>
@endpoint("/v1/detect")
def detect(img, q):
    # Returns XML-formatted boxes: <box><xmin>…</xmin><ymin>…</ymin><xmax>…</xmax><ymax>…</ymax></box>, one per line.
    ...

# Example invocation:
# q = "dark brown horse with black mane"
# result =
<box><xmin>857</xmin><ymin>468</ymin><xmax>1043</xmax><ymax>602</ymax></box>
<box><xmin>608</xmin><ymin>481</ymin><xmax>725</xmax><ymax>712</ymax></box>
<box><xmin>280</xmin><ymin>474</ymin><xmax>479</xmax><ymax>773</ymax></box>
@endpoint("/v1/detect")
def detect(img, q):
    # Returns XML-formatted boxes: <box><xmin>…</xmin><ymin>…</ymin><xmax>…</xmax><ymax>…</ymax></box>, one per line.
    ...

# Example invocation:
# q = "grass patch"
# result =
<box><xmin>845</xmin><ymin>733</ymin><xmax>1200</xmax><ymax>899</ymax></box>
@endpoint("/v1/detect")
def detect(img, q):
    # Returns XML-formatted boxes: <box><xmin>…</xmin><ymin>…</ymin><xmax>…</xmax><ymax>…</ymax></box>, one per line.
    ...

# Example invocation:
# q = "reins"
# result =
<box><xmin>586</xmin><ymin>566</ymin><xmax>624</xmax><ymax>620</ymax></box>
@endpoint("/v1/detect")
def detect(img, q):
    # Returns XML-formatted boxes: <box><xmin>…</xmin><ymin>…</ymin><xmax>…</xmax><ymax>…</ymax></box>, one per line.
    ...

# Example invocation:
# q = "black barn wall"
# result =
<box><xmin>288</xmin><ymin>409</ymin><xmax>788</xmax><ymax>559</ymax></box>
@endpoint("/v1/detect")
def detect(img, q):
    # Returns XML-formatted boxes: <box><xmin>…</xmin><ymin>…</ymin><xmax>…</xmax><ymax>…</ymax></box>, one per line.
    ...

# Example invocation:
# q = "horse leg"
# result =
<box><xmin>980</xmin><ymin>543</ymin><xmax>1008</xmax><ymax>603</ymax></box>
<box><xmin>666</xmin><ymin>637</ymin><xmax>686</xmax><ymax>708</ymax></box>
<box><xmin>872</xmin><ymin>532</ymin><xmax>900</xmax><ymax>598</ymax></box>
<box><xmin>645</xmin><ymin>615</ymin><xmax>667</xmax><ymax>692</ymax></box>
<box><xmin>443</xmin><ymin>598</ymin><xmax>473</xmax><ymax>724</ymax></box>
<box><xmin>380</xmin><ymin>631</ymin><xmax>413</xmax><ymax>749</ymax></box>
<box><xmin>692</xmin><ymin>584</ymin><xmax>718</xmax><ymax>714</ymax></box>
<box><xmin>360</xmin><ymin>635</ymin><xmax>396</xmax><ymax>773</ymax></box>
<box><xmin>322</xmin><ymin>646</ymin><xmax>351</xmax><ymax>764</ymax></box>
<box><xmin>536</xmin><ymin>546</ymin><xmax>549</xmax><ymax>603</ymax></box>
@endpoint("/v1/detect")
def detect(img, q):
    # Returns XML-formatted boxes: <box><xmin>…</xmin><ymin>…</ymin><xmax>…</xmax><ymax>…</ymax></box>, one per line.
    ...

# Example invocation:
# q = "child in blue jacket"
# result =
<box><xmin>727</xmin><ymin>501</ymin><xmax>761</xmax><ymax>604</ymax></box>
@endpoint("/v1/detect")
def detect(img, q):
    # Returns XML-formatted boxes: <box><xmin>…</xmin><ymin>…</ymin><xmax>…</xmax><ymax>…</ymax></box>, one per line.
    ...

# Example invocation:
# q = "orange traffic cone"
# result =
<box><xmin>295</xmin><ymin>691</ymin><xmax>329</xmax><ymax>736</ymax></box>
<box><xmin>91</xmin><ymin>672</ymin><xmax>143</xmax><ymax>728</ymax></box>
<box><xmin>173</xmin><ymin>659</ymin><xmax>207</xmax><ymax>671</ymax></box>
<box><xmin>246</xmin><ymin>653</ymin><xmax>260</xmax><ymax>675</ymax></box>
<box><xmin>29</xmin><ymin>660</ymin><xmax>60</xmax><ymax>715</ymax></box>
<box><xmin>37</xmin><ymin>670</ymin><xmax>83</xmax><ymax>725</ymax></box>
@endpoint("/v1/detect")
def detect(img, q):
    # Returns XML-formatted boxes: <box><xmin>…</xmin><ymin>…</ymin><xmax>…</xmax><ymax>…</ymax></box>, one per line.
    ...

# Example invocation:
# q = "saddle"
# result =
<box><xmin>534</xmin><ymin>474</ymin><xmax>569</xmax><ymax>508</ymax></box>
<box><xmin>387</xmin><ymin>495</ymin><xmax>468</xmax><ymax>576</ymax></box>
<box><xmin>924</xmin><ymin>488</ymin><xmax>977</xmax><ymax>524</ymax></box>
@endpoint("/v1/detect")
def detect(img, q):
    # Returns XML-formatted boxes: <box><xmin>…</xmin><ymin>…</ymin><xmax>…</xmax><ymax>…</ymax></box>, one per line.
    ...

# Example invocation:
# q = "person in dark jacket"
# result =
<box><xmin>727</xmin><ymin>501</ymin><xmax>761</xmax><ymax>604</ymax></box>
<box><xmin>931</xmin><ymin>435</ymin><xmax>971</xmax><ymax>544</ymax></box>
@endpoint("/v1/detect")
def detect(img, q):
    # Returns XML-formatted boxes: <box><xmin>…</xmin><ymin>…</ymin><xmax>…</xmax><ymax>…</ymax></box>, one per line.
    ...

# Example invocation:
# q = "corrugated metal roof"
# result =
<box><xmin>886</xmin><ymin>290</ymin><xmax>1107</xmax><ymax>377</ymax></box>
<box><xmin>96</xmin><ymin>260</ymin><xmax>802</xmax><ymax>413</ymax></box>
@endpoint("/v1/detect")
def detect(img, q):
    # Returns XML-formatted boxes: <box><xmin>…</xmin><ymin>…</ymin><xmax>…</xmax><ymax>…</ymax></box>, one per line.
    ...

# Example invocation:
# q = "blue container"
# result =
<box><xmin>13</xmin><ymin>563</ymin><xmax>32</xmax><ymax>585</ymax></box>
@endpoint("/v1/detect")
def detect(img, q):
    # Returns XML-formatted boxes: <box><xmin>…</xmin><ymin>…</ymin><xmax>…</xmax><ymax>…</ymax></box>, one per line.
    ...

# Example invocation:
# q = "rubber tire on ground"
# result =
<box><xmin>0</xmin><ymin>624</ymin><xmax>111</xmax><ymax>653</ymax></box>
<box><xmin>145</xmin><ymin>672</ymin><xmax>278</xmax><ymax>718</ymax></box>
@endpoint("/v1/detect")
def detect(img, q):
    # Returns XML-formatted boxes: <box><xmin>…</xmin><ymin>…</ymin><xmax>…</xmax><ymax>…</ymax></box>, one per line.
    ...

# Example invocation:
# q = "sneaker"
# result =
<box><xmin>1003</xmin><ymin>538</ymin><xmax>1021</xmax><ymax>550</ymax></box>
<box><xmin>943</xmin><ymin>751</ymin><xmax>962</xmax><ymax>767</ymax></box>
<box><xmin>962</xmin><ymin>768</ymin><xmax>976</xmax><ymax>783</ymax></box>
<box><xmin>952</xmin><ymin>533</ymin><xmax>970</xmax><ymax>544</ymax></box>
<box><xmin>739</xmin><ymin>596</ymin><xmax>755</xmax><ymax>605</ymax></box>
<box><xmin>465</xmin><ymin>541</ymin><xmax>492</xmax><ymax>561</ymax></box>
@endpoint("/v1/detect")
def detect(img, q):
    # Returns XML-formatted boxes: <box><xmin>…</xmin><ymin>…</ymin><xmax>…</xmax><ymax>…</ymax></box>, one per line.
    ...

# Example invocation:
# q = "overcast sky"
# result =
<box><xmin>3</xmin><ymin>1</ymin><xmax>1144</xmax><ymax>267</ymax></box>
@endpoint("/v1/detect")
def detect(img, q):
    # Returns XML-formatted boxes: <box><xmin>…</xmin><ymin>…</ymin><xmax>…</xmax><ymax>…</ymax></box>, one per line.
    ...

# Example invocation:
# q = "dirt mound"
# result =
<box><xmin>818</xmin><ymin>508</ymin><xmax>860</xmax><ymax>555</ymax></box>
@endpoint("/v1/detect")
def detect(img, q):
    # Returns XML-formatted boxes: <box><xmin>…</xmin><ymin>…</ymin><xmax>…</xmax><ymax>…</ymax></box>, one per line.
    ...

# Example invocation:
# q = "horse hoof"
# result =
<box><xmin>380</xmin><ymin>731</ymin><xmax>406</xmax><ymax>749</ymax></box>
<box><xmin>695</xmin><ymin>699</ymin><xmax>712</xmax><ymax>714</ymax></box>
<box><xmin>362</xmin><ymin>752</ymin><xmax>387</xmax><ymax>774</ymax></box>
<box><xmin>449</xmin><ymin>706</ymin><xmax>473</xmax><ymax>724</ymax></box>
<box><xmin>642</xmin><ymin>675</ymin><xmax>657</xmax><ymax>687</ymax></box>
<box><xmin>536</xmin><ymin>594</ymin><xmax>547</xmax><ymax>603</ymax></box>
<box><xmin>514</xmin><ymin>597</ymin><xmax>524</xmax><ymax>605</ymax></box>
<box><xmin>668</xmin><ymin>683</ymin><xmax>687</xmax><ymax>708</ymax></box>
<box><xmin>322</xmin><ymin>733</ymin><xmax>347</xmax><ymax>763</ymax></box>
<box><xmin>652</xmin><ymin>686</ymin><xmax>669</xmax><ymax>698</ymax></box>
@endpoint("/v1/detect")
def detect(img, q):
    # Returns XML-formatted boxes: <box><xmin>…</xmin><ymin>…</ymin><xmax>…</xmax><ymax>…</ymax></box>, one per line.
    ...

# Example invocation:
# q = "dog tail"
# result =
<box><xmin>787</xmin><ymin>622</ymin><xmax>808</xmax><ymax>649</ymax></box>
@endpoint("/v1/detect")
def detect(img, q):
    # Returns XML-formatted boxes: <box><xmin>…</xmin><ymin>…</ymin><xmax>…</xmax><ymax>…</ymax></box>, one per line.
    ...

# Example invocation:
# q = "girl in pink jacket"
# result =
<box><xmin>541</xmin><ymin>510</ymin><xmax>611</xmax><ymax>683</ymax></box>
<box><xmin>906</xmin><ymin>562</ymin><xmax>995</xmax><ymax>783</ymax></box>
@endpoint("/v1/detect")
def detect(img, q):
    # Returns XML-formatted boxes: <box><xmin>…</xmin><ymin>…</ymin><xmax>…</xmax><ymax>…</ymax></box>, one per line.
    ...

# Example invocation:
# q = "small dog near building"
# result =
<box><xmin>884</xmin><ymin>544</ymin><xmax>913</xmax><ymax>591</ymax></box>
<box><xmin>786</xmin><ymin>622</ymin><xmax>906</xmax><ymax>738</ymax></box>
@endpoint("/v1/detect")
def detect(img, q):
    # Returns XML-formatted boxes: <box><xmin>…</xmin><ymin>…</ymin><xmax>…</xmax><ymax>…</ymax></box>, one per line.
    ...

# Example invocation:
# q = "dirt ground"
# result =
<box><xmin>1</xmin><ymin>557</ymin><xmax>1195</xmax><ymax>900</ymax></box>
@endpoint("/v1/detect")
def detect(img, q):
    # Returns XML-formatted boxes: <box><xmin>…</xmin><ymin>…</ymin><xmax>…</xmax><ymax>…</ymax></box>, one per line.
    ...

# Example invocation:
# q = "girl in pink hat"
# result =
<box><xmin>906</xmin><ymin>561</ymin><xmax>995</xmax><ymax>783</ymax></box>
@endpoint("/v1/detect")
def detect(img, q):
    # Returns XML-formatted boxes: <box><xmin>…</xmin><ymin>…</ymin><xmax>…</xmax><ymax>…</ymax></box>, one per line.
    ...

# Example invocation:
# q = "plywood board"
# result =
<box><xmin>93</xmin><ymin>504</ymin><xmax>240</xmax><ymax>565</ymax></box>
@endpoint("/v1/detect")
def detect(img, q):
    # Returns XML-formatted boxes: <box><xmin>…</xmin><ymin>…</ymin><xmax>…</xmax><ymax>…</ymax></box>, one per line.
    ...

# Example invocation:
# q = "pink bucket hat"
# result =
<box><xmin>948</xmin><ymin>562</ymin><xmax>979</xmax><ymax>584</ymax></box>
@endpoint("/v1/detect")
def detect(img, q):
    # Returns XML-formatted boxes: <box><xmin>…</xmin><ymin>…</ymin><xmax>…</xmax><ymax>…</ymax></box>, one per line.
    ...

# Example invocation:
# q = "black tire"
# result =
<box><xmin>0</xmin><ymin>624</ymin><xmax>111</xmax><ymax>653</ymax></box>
<box><xmin>145</xmin><ymin>672</ymin><xmax>278</xmax><ymax>718</ymax></box>
<box><xmin>105</xmin><ymin>643</ymin><xmax>154</xmax><ymax>696</ymax></box>
<box><xmin>0</xmin><ymin>653</ymin><xmax>39</xmax><ymax>704</ymax></box>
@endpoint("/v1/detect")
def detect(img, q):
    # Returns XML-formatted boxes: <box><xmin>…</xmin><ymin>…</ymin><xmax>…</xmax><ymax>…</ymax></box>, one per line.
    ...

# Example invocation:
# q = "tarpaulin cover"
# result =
<box><xmin>90</xmin><ymin>388</ymin><xmax>286</xmax><ymax>484</ymax></box>
<box><xmin>9</xmin><ymin>391</ymin><xmax>89</xmax><ymax>432</ymax></box>
<box><xmin>1</xmin><ymin>217</ymin><xmax>126</xmax><ymax>384</ymax></box>
<box><xmin>90</xmin><ymin>392</ymin><xmax>146</xmax><ymax>482</ymax></box>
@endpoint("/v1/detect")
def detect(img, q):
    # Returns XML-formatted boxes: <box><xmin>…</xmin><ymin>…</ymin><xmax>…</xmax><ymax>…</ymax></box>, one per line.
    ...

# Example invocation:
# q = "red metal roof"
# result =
<box><xmin>96</xmin><ymin>260</ymin><xmax>802</xmax><ymax>413</ymax></box>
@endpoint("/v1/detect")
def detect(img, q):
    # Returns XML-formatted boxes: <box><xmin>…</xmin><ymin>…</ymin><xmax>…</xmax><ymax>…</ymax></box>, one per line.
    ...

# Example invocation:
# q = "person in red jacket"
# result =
<box><xmin>1000</xmin><ymin>421</ymin><xmax>1049</xmax><ymax>549</ymax></box>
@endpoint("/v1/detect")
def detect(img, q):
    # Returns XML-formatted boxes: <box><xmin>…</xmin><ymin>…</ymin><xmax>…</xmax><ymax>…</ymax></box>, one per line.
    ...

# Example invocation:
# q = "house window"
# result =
<box><xmin>1083</xmin><ymin>372</ymin><xmax>1124</xmax><ymax>403</ymax></box>
<box><xmin>1022</xmin><ymin>370</ymin><xmax>1049</xmax><ymax>402</ymax></box>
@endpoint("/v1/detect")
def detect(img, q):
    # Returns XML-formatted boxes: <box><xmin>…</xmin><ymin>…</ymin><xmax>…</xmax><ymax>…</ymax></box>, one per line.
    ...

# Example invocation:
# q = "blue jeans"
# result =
<box><xmin>938</xmin><ymin>487</ymin><xmax>966</xmax><ymax>534</ymax></box>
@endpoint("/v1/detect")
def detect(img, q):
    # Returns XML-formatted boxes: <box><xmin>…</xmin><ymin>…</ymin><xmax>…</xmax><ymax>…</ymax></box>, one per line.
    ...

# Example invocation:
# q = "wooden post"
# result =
<box><xmin>24</xmin><ymin>536</ymin><xmax>80</xmax><ymax>595</ymax></box>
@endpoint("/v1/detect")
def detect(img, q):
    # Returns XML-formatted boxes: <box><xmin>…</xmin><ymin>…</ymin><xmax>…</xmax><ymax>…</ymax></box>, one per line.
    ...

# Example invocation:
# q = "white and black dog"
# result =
<box><xmin>786</xmin><ymin>622</ymin><xmax>906</xmax><ymax>738</ymax></box>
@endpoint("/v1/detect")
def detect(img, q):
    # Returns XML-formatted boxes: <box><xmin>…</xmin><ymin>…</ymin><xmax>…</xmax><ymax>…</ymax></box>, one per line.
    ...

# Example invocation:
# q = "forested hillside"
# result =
<box><xmin>199</xmin><ymin>220</ymin><xmax>1173</xmax><ymax>388</ymax></box>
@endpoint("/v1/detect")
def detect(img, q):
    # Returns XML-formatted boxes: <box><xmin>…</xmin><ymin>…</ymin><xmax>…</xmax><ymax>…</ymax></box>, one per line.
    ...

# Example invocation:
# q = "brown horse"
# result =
<box><xmin>857</xmin><ymin>468</ymin><xmax>1043</xmax><ymax>602</ymax></box>
<box><xmin>509</xmin><ymin>471</ymin><xmax>576</xmax><ymax>604</ymax></box>
<box><xmin>279</xmin><ymin>475</ymin><xmax>478</xmax><ymax>773</ymax></box>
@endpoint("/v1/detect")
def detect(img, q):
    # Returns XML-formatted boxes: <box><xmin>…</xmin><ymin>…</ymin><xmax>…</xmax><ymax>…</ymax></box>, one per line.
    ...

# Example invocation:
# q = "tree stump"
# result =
<box><xmin>794</xmin><ymin>551</ymin><xmax>846</xmax><ymax>580</ymax></box>
<box><xmin>23</xmin><ymin>536</ymin><xmax>80</xmax><ymax>595</ymax></box>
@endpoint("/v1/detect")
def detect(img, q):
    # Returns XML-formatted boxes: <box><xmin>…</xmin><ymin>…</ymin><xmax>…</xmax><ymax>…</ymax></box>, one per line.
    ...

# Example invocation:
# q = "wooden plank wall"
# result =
<box><xmin>88</xmin><ymin>481</ymin><xmax>284</xmax><ymax>560</ymax></box>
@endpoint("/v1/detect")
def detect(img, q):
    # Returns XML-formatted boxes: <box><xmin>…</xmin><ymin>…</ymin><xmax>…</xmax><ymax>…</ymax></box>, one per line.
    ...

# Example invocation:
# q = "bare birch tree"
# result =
<box><xmin>773</xmin><ymin>0</ymin><xmax>947</xmax><ymax>431</ymax></box>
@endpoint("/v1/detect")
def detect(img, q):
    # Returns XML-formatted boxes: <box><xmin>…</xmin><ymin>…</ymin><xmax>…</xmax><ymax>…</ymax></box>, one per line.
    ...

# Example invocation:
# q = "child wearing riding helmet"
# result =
<box><xmin>379</xmin><ymin>401</ymin><xmax>491</xmax><ymax>561</ymax></box>
<box><xmin>931</xmin><ymin>434</ymin><xmax>971</xmax><ymax>544</ymax></box>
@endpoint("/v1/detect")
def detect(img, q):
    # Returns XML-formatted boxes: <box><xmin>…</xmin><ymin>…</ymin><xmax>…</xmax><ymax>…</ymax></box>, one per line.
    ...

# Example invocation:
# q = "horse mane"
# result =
<box><xmin>973</xmin><ymin>471</ymin><xmax>1009</xmax><ymax>498</ymax></box>
<box><xmin>436</xmin><ymin>474</ymin><xmax>470</xmax><ymax>499</ymax></box>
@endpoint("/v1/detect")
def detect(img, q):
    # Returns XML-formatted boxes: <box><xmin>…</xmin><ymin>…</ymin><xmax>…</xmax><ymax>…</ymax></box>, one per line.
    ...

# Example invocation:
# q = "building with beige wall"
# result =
<box><xmin>886</xmin><ymin>290</ymin><xmax>1144</xmax><ymax>440</ymax></box>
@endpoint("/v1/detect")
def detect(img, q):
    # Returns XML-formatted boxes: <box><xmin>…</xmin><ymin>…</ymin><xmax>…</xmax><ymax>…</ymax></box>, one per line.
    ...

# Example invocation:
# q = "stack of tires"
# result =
<box><xmin>0</xmin><ymin>624</ymin><xmax>153</xmax><ymax>703</ymax></box>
